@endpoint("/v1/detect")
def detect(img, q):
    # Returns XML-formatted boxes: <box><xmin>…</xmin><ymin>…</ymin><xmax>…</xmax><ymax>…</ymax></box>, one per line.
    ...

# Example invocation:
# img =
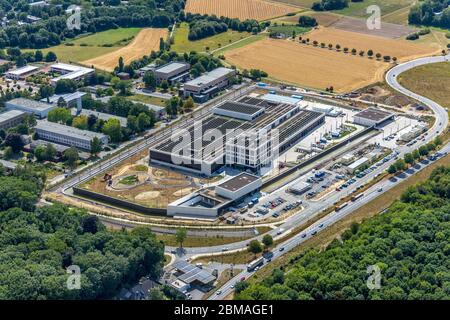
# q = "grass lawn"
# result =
<box><xmin>213</xmin><ymin>34</ymin><xmax>268</xmax><ymax>57</ymax></box>
<box><xmin>272</xmin><ymin>0</ymin><xmax>317</xmax><ymax>8</ymax></box>
<box><xmin>35</xmin><ymin>28</ymin><xmax>141</xmax><ymax>63</ymax></box>
<box><xmin>119</xmin><ymin>175</ymin><xmax>139</xmax><ymax>185</ymax></box>
<box><xmin>126</xmin><ymin>94</ymin><xmax>168</xmax><ymax>106</ymax></box>
<box><xmin>334</xmin><ymin>0</ymin><xmax>415</xmax><ymax>18</ymax></box>
<box><xmin>171</xmin><ymin>22</ymin><xmax>251</xmax><ymax>53</ymax></box>
<box><xmin>268</xmin><ymin>24</ymin><xmax>311</xmax><ymax>36</ymax></box>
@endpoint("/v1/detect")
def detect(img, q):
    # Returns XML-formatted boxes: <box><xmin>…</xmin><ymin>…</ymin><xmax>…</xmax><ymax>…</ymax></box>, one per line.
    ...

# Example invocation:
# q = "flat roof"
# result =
<box><xmin>215</xmin><ymin>101</ymin><xmax>264</xmax><ymax>116</ymax></box>
<box><xmin>42</xmin><ymin>92</ymin><xmax>86</xmax><ymax>104</ymax></box>
<box><xmin>185</xmin><ymin>67</ymin><xmax>234</xmax><ymax>87</ymax></box>
<box><xmin>155</xmin><ymin>62</ymin><xmax>189</xmax><ymax>74</ymax></box>
<box><xmin>217</xmin><ymin>173</ymin><xmax>260</xmax><ymax>192</ymax></box>
<box><xmin>354</xmin><ymin>108</ymin><xmax>394</xmax><ymax>122</ymax></box>
<box><xmin>261</xmin><ymin>93</ymin><xmax>302</xmax><ymax>105</ymax></box>
<box><xmin>348</xmin><ymin>157</ymin><xmax>369</xmax><ymax>169</ymax></box>
<box><xmin>6</xmin><ymin>65</ymin><xmax>39</xmax><ymax>76</ymax></box>
<box><xmin>0</xmin><ymin>110</ymin><xmax>26</xmax><ymax>122</ymax></box>
<box><xmin>35</xmin><ymin>120</ymin><xmax>107</xmax><ymax>141</ymax></box>
<box><xmin>173</xmin><ymin>260</ymin><xmax>215</xmax><ymax>285</ymax></box>
<box><xmin>29</xmin><ymin>139</ymin><xmax>70</xmax><ymax>153</ymax></box>
<box><xmin>6</xmin><ymin>98</ymin><xmax>55</xmax><ymax>112</ymax></box>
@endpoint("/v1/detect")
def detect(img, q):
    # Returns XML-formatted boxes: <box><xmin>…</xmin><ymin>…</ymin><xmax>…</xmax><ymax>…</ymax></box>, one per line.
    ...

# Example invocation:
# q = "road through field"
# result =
<box><xmin>82</xmin><ymin>28</ymin><xmax>168</xmax><ymax>71</ymax></box>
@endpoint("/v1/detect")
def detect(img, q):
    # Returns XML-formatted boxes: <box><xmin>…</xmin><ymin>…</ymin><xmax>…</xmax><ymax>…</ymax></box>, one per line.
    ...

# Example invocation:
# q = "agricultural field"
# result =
<box><xmin>36</xmin><ymin>28</ymin><xmax>142</xmax><ymax>63</ymax></box>
<box><xmin>268</xmin><ymin>24</ymin><xmax>311</xmax><ymax>36</ymax></box>
<box><xmin>398</xmin><ymin>62</ymin><xmax>450</xmax><ymax>110</ymax></box>
<box><xmin>304</xmin><ymin>27</ymin><xmax>439</xmax><ymax>61</ymax></box>
<box><xmin>171</xmin><ymin>22</ymin><xmax>251</xmax><ymax>53</ymax></box>
<box><xmin>224</xmin><ymin>38</ymin><xmax>389</xmax><ymax>92</ymax></box>
<box><xmin>185</xmin><ymin>0</ymin><xmax>299</xmax><ymax>21</ymax></box>
<box><xmin>271</xmin><ymin>0</ymin><xmax>317</xmax><ymax>8</ymax></box>
<box><xmin>333</xmin><ymin>0</ymin><xmax>415</xmax><ymax>18</ymax></box>
<box><xmin>82</xmin><ymin>28</ymin><xmax>168</xmax><ymax>71</ymax></box>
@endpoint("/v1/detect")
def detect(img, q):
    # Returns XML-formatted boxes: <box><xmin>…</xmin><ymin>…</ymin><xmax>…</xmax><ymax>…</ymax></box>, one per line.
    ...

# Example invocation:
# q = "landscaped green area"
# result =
<box><xmin>236</xmin><ymin>165</ymin><xmax>450</xmax><ymax>300</ymax></box>
<box><xmin>171</xmin><ymin>22</ymin><xmax>251</xmax><ymax>53</ymax></box>
<box><xmin>155</xmin><ymin>233</ymin><xmax>253</xmax><ymax>248</ymax></box>
<box><xmin>35</xmin><ymin>28</ymin><xmax>142</xmax><ymax>63</ymax></box>
<box><xmin>127</xmin><ymin>94</ymin><xmax>168</xmax><ymax>106</ymax></box>
<box><xmin>119</xmin><ymin>175</ymin><xmax>139</xmax><ymax>185</ymax></box>
<box><xmin>333</xmin><ymin>0</ymin><xmax>415</xmax><ymax>18</ymax></box>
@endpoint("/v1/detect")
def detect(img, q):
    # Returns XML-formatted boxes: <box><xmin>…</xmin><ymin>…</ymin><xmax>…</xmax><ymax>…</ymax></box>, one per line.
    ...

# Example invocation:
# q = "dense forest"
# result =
<box><xmin>312</xmin><ymin>0</ymin><xmax>349</xmax><ymax>11</ymax></box>
<box><xmin>409</xmin><ymin>0</ymin><xmax>450</xmax><ymax>30</ymax></box>
<box><xmin>0</xmin><ymin>164</ymin><xmax>165</xmax><ymax>299</ymax></box>
<box><xmin>184</xmin><ymin>13</ymin><xmax>263</xmax><ymax>41</ymax></box>
<box><xmin>0</xmin><ymin>0</ymin><xmax>185</xmax><ymax>49</ymax></box>
<box><xmin>236</xmin><ymin>166</ymin><xmax>450</xmax><ymax>300</ymax></box>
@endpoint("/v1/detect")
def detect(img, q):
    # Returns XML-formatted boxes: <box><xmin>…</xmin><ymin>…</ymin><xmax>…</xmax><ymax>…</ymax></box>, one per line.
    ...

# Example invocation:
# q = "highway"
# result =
<box><xmin>208</xmin><ymin>54</ymin><xmax>450</xmax><ymax>300</ymax></box>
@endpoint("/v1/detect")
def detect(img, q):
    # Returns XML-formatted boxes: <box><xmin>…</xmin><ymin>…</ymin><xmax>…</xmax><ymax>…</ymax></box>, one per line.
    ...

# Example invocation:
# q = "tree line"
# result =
<box><xmin>409</xmin><ymin>0</ymin><xmax>450</xmax><ymax>30</ymax></box>
<box><xmin>236</xmin><ymin>164</ymin><xmax>450</xmax><ymax>300</ymax></box>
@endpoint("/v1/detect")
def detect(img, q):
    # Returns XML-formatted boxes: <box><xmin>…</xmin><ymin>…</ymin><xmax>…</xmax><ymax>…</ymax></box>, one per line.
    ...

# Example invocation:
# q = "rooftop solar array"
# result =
<box><xmin>173</xmin><ymin>260</ymin><xmax>216</xmax><ymax>285</ymax></box>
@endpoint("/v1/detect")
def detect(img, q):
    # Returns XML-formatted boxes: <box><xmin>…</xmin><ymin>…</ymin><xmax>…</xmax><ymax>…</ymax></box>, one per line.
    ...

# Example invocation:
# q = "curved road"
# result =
<box><xmin>207</xmin><ymin>54</ymin><xmax>450</xmax><ymax>300</ymax></box>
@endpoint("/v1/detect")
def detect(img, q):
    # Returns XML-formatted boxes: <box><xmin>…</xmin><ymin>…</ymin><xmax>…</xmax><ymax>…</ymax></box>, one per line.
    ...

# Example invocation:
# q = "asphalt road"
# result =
<box><xmin>208</xmin><ymin>54</ymin><xmax>450</xmax><ymax>300</ymax></box>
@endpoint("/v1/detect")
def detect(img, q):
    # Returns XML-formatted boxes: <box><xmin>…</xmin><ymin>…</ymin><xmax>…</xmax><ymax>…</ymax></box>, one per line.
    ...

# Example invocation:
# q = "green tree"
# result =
<box><xmin>118</xmin><ymin>56</ymin><xmax>124</xmax><ymax>73</ymax></box>
<box><xmin>419</xmin><ymin>145</ymin><xmax>429</xmax><ymax>157</ymax></box>
<box><xmin>412</xmin><ymin>149</ymin><xmax>420</xmax><ymax>161</ymax></box>
<box><xmin>72</xmin><ymin>116</ymin><xmax>88</xmax><ymax>130</ymax></box>
<box><xmin>4</xmin><ymin>133</ymin><xmax>24</xmax><ymax>153</ymax></box>
<box><xmin>64</xmin><ymin>147</ymin><xmax>79</xmax><ymax>169</ymax></box>
<box><xmin>262</xmin><ymin>234</ymin><xmax>273</xmax><ymax>248</ymax></box>
<box><xmin>387</xmin><ymin>164</ymin><xmax>397</xmax><ymax>174</ymax></box>
<box><xmin>47</xmin><ymin>108</ymin><xmax>72</xmax><ymax>124</ymax></box>
<box><xmin>90</xmin><ymin>137</ymin><xmax>102</xmax><ymax>156</ymax></box>
<box><xmin>143</xmin><ymin>71</ymin><xmax>157</xmax><ymax>90</ymax></box>
<box><xmin>39</xmin><ymin>85</ymin><xmax>54</xmax><ymax>102</ymax></box>
<box><xmin>160</xmin><ymin>80</ymin><xmax>169</xmax><ymax>92</ymax></box>
<box><xmin>248</xmin><ymin>240</ymin><xmax>263</xmax><ymax>257</ymax></box>
<box><xmin>175</xmin><ymin>228</ymin><xmax>187</xmax><ymax>248</ymax></box>
<box><xmin>404</xmin><ymin>153</ymin><xmax>414</xmax><ymax>166</ymax></box>
<box><xmin>102</xmin><ymin>118</ymin><xmax>122</xmax><ymax>143</ymax></box>
<box><xmin>45</xmin><ymin>51</ymin><xmax>57</xmax><ymax>62</ymax></box>
<box><xmin>137</xmin><ymin>112</ymin><xmax>151</xmax><ymax>132</ymax></box>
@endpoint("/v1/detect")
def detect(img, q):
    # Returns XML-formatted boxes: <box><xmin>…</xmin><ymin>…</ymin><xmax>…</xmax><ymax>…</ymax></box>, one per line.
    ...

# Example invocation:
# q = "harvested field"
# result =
<box><xmin>225</xmin><ymin>38</ymin><xmax>389</xmax><ymax>92</ymax></box>
<box><xmin>185</xmin><ymin>0</ymin><xmax>299</xmax><ymax>21</ymax></box>
<box><xmin>330</xmin><ymin>15</ymin><xmax>415</xmax><ymax>39</ymax></box>
<box><xmin>82</xmin><ymin>28</ymin><xmax>168</xmax><ymax>71</ymax></box>
<box><xmin>307</xmin><ymin>11</ymin><xmax>342</xmax><ymax>26</ymax></box>
<box><xmin>304</xmin><ymin>27</ymin><xmax>439</xmax><ymax>61</ymax></box>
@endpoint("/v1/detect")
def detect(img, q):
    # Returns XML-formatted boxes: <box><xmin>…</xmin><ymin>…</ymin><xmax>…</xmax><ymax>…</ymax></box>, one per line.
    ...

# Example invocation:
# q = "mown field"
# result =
<box><xmin>398</xmin><ymin>62</ymin><xmax>450</xmax><ymax>110</ymax></box>
<box><xmin>224</xmin><ymin>38</ymin><xmax>389</xmax><ymax>92</ymax></box>
<box><xmin>37</xmin><ymin>28</ymin><xmax>142</xmax><ymax>63</ymax></box>
<box><xmin>171</xmin><ymin>22</ymin><xmax>251</xmax><ymax>53</ymax></box>
<box><xmin>185</xmin><ymin>0</ymin><xmax>299</xmax><ymax>21</ymax></box>
<box><xmin>333</xmin><ymin>0</ymin><xmax>415</xmax><ymax>18</ymax></box>
<box><xmin>83</xmin><ymin>28</ymin><xmax>168</xmax><ymax>71</ymax></box>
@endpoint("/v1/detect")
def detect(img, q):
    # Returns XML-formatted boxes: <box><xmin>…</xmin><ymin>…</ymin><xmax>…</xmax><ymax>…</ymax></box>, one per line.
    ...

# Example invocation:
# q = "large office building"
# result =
<box><xmin>34</xmin><ymin>121</ymin><xmax>109</xmax><ymax>151</ymax></box>
<box><xmin>0</xmin><ymin>110</ymin><xmax>27</xmax><ymax>130</ymax></box>
<box><xmin>353</xmin><ymin>108</ymin><xmax>395</xmax><ymax>127</ymax></box>
<box><xmin>5</xmin><ymin>98</ymin><xmax>56</xmax><ymax>119</ymax></box>
<box><xmin>154</xmin><ymin>62</ymin><xmax>190</xmax><ymax>84</ymax></box>
<box><xmin>183</xmin><ymin>67</ymin><xmax>235</xmax><ymax>103</ymax></box>
<box><xmin>50</xmin><ymin>63</ymin><xmax>95</xmax><ymax>86</ymax></box>
<box><xmin>150</xmin><ymin>96</ymin><xmax>325</xmax><ymax>176</ymax></box>
<box><xmin>5</xmin><ymin>65</ymin><xmax>40</xmax><ymax>80</ymax></box>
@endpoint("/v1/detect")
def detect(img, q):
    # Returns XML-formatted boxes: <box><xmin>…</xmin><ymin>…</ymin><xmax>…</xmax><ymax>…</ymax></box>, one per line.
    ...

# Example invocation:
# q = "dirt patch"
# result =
<box><xmin>185</xmin><ymin>0</ymin><xmax>299</xmax><ymax>21</ymax></box>
<box><xmin>135</xmin><ymin>191</ymin><xmax>161</xmax><ymax>200</ymax></box>
<box><xmin>82</xmin><ymin>28</ymin><xmax>168</xmax><ymax>71</ymax></box>
<box><xmin>225</xmin><ymin>37</ymin><xmax>389</xmax><ymax>92</ymax></box>
<box><xmin>174</xmin><ymin>188</ymin><xmax>196</xmax><ymax>196</ymax></box>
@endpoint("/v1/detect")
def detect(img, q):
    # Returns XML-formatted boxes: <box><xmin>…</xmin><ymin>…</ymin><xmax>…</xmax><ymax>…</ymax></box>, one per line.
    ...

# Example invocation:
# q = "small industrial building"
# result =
<box><xmin>168</xmin><ymin>173</ymin><xmax>262</xmax><ymax>218</ymax></box>
<box><xmin>34</xmin><ymin>120</ymin><xmax>109</xmax><ymax>151</ymax></box>
<box><xmin>261</xmin><ymin>93</ymin><xmax>303</xmax><ymax>106</ymax></box>
<box><xmin>138</xmin><ymin>63</ymin><xmax>157</xmax><ymax>76</ymax></box>
<box><xmin>50</xmin><ymin>63</ymin><xmax>95</xmax><ymax>86</ymax></box>
<box><xmin>353</xmin><ymin>108</ymin><xmax>394</xmax><ymax>127</ymax></box>
<box><xmin>183</xmin><ymin>67</ymin><xmax>235</xmax><ymax>103</ymax></box>
<box><xmin>171</xmin><ymin>260</ymin><xmax>216</xmax><ymax>290</ymax></box>
<box><xmin>154</xmin><ymin>62</ymin><xmax>190</xmax><ymax>84</ymax></box>
<box><xmin>288</xmin><ymin>181</ymin><xmax>312</xmax><ymax>195</ymax></box>
<box><xmin>399</xmin><ymin>125</ymin><xmax>427</xmax><ymax>142</ymax></box>
<box><xmin>5</xmin><ymin>65</ymin><xmax>40</xmax><ymax>80</ymax></box>
<box><xmin>346</xmin><ymin>157</ymin><xmax>369</xmax><ymax>173</ymax></box>
<box><xmin>0</xmin><ymin>110</ymin><xmax>27</xmax><ymax>130</ymax></box>
<box><xmin>5</xmin><ymin>98</ymin><xmax>56</xmax><ymax>119</ymax></box>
